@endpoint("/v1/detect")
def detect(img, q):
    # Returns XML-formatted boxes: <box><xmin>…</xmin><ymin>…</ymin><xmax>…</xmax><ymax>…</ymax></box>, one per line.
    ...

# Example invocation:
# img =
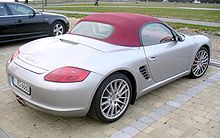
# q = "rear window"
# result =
<box><xmin>71</xmin><ymin>21</ymin><xmax>114</xmax><ymax>39</ymax></box>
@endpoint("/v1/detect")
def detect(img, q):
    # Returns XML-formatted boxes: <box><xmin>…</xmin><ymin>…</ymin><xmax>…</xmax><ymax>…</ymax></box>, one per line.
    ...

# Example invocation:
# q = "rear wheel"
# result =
<box><xmin>189</xmin><ymin>47</ymin><xmax>210</xmax><ymax>78</ymax></box>
<box><xmin>90</xmin><ymin>73</ymin><xmax>131</xmax><ymax>123</ymax></box>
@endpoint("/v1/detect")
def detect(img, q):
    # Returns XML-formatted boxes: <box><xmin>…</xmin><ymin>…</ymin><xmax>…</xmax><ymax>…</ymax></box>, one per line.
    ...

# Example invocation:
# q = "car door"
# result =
<box><xmin>5</xmin><ymin>3</ymin><xmax>49</xmax><ymax>39</ymax></box>
<box><xmin>0</xmin><ymin>3</ymin><xmax>17</xmax><ymax>42</ymax></box>
<box><xmin>141</xmin><ymin>23</ymin><xmax>191</xmax><ymax>82</ymax></box>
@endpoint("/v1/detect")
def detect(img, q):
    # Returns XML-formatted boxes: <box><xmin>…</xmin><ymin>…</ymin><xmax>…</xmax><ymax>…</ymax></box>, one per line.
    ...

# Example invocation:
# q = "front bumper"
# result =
<box><xmin>66</xmin><ymin>22</ymin><xmax>70</xmax><ymax>33</ymax></box>
<box><xmin>6</xmin><ymin>61</ymin><xmax>103</xmax><ymax>116</ymax></box>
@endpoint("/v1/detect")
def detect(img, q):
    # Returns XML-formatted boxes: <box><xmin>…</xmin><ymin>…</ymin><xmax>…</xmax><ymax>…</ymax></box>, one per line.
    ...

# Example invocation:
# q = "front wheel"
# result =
<box><xmin>189</xmin><ymin>47</ymin><xmax>210</xmax><ymax>78</ymax></box>
<box><xmin>51</xmin><ymin>21</ymin><xmax>65</xmax><ymax>36</ymax></box>
<box><xmin>90</xmin><ymin>73</ymin><xmax>132</xmax><ymax>123</ymax></box>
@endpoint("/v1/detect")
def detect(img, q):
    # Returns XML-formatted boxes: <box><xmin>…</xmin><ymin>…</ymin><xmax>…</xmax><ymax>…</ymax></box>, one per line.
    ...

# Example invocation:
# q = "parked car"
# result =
<box><xmin>6</xmin><ymin>13</ymin><xmax>210</xmax><ymax>123</ymax></box>
<box><xmin>193</xmin><ymin>0</ymin><xmax>201</xmax><ymax>4</ymax></box>
<box><xmin>0</xmin><ymin>2</ymin><xmax>69</xmax><ymax>43</ymax></box>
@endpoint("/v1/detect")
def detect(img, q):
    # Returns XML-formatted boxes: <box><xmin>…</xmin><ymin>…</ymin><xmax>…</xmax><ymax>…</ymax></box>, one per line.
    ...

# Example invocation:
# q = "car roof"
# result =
<box><xmin>0</xmin><ymin>0</ymin><xmax>27</xmax><ymax>2</ymax></box>
<box><xmin>78</xmin><ymin>12</ymin><xmax>162</xmax><ymax>47</ymax></box>
<box><xmin>0</xmin><ymin>1</ymin><xmax>25</xmax><ymax>4</ymax></box>
<box><xmin>0</xmin><ymin>1</ymin><xmax>14</xmax><ymax>3</ymax></box>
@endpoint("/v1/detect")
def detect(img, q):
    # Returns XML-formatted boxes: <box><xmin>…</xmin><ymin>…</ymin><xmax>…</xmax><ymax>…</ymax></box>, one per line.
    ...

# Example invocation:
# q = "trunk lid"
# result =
<box><xmin>17</xmin><ymin>36</ymin><xmax>101</xmax><ymax>73</ymax></box>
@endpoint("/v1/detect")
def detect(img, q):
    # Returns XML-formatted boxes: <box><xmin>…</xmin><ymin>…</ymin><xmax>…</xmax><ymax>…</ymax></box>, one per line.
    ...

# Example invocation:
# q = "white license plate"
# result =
<box><xmin>13</xmin><ymin>77</ymin><xmax>31</xmax><ymax>95</ymax></box>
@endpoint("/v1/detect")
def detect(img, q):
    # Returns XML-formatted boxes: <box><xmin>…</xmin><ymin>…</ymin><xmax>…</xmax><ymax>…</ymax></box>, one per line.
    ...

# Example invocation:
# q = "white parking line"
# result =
<box><xmin>0</xmin><ymin>128</ymin><xmax>8</xmax><ymax>138</ymax></box>
<box><xmin>110</xmin><ymin>70</ymin><xmax>220</xmax><ymax>138</ymax></box>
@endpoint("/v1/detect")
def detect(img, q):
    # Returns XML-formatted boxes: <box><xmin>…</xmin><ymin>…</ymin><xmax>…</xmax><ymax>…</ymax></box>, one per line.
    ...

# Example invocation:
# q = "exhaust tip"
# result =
<box><xmin>16</xmin><ymin>96</ymin><xmax>26</xmax><ymax>106</ymax></box>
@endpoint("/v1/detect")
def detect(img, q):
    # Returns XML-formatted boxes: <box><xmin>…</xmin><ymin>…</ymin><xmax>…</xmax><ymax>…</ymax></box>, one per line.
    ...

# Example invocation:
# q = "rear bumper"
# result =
<box><xmin>14</xmin><ymin>94</ymin><xmax>87</xmax><ymax>116</ymax></box>
<box><xmin>6</xmin><ymin>61</ymin><xmax>103</xmax><ymax>117</ymax></box>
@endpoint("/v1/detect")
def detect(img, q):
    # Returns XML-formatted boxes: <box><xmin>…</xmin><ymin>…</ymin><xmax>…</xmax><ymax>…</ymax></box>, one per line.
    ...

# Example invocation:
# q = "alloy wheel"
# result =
<box><xmin>53</xmin><ymin>24</ymin><xmax>64</xmax><ymax>36</ymax></box>
<box><xmin>192</xmin><ymin>49</ymin><xmax>209</xmax><ymax>77</ymax></box>
<box><xmin>100</xmin><ymin>79</ymin><xmax>130</xmax><ymax>120</ymax></box>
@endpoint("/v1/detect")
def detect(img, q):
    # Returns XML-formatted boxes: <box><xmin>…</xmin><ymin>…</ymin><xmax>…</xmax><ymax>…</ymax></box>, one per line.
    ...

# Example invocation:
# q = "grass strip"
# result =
<box><xmin>62</xmin><ymin>13</ymin><xmax>220</xmax><ymax>36</ymax></box>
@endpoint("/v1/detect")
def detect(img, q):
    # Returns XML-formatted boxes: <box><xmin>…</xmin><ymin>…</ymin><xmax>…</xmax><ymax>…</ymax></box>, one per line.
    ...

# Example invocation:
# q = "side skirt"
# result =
<box><xmin>137</xmin><ymin>70</ymin><xmax>190</xmax><ymax>98</ymax></box>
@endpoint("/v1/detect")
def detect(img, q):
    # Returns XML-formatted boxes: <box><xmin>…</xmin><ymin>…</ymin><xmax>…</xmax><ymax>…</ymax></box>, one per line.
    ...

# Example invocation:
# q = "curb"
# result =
<box><xmin>210</xmin><ymin>59</ymin><xmax>220</xmax><ymax>68</ymax></box>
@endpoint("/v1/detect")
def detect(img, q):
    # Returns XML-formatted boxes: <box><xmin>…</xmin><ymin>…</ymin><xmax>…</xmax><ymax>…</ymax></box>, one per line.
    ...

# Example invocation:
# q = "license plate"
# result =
<box><xmin>13</xmin><ymin>77</ymin><xmax>31</xmax><ymax>95</ymax></box>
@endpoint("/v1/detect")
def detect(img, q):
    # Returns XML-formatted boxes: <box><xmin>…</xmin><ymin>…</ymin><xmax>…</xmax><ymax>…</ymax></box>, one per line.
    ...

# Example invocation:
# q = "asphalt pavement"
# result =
<box><xmin>0</xmin><ymin>17</ymin><xmax>220</xmax><ymax>138</ymax></box>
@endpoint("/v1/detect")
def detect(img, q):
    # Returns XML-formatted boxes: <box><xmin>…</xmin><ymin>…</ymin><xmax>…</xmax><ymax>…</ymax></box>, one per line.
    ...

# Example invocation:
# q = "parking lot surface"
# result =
<box><xmin>0</xmin><ymin>39</ymin><xmax>220</xmax><ymax>138</ymax></box>
<box><xmin>1</xmin><ymin>18</ymin><xmax>220</xmax><ymax>138</ymax></box>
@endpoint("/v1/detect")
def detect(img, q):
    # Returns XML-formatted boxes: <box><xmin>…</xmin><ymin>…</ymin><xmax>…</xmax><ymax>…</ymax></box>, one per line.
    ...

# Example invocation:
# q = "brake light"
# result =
<box><xmin>10</xmin><ymin>49</ymin><xmax>20</xmax><ymax>61</ymax></box>
<box><xmin>44</xmin><ymin>67</ymin><xmax>90</xmax><ymax>83</ymax></box>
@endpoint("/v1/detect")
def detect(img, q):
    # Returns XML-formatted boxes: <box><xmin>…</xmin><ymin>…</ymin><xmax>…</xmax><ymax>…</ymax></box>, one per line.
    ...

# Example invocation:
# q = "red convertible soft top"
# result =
<box><xmin>77</xmin><ymin>12</ymin><xmax>162</xmax><ymax>47</ymax></box>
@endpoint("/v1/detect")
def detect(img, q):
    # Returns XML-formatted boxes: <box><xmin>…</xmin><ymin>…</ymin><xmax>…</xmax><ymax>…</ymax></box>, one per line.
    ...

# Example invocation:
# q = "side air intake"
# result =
<box><xmin>139</xmin><ymin>65</ymin><xmax>149</xmax><ymax>80</ymax></box>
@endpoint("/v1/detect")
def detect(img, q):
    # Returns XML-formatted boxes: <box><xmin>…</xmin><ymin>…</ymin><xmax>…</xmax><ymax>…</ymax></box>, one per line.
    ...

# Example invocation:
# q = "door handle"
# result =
<box><xmin>17</xmin><ymin>20</ymin><xmax>23</xmax><ymax>23</ymax></box>
<box><xmin>149</xmin><ymin>57</ymin><xmax>158</xmax><ymax>62</ymax></box>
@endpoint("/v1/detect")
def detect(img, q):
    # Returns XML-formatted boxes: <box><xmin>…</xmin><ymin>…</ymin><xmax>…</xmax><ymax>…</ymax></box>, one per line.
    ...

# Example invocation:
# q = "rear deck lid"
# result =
<box><xmin>17</xmin><ymin>37</ymin><xmax>101</xmax><ymax>73</ymax></box>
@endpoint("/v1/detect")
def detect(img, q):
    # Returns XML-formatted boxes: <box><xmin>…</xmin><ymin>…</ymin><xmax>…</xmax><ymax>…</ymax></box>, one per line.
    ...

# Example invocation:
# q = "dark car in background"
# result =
<box><xmin>0</xmin><ymin>2</ymin><xmax>69</xmax><ymax>43</ymax></box>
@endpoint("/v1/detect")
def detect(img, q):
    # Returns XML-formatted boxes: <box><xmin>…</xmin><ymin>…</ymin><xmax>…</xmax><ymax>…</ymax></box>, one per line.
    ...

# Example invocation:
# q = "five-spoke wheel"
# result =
<box><xmin>51</xmin><ymin>21</ymin><xmax>65</xmax><ymax>36</ymax></box>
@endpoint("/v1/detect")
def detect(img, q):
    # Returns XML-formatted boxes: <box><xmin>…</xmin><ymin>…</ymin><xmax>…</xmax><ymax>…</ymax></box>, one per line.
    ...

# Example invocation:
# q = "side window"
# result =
<box><xmin>0</xmin><ymin>4</ymin><xmax>8</xmax><ymax>17</ymax></box>
<box><xmin>141</xmin><ymin>23</ymin><xmax>174</xmax><ymax>46</ymax></box>
<box><xmin>7</xmin><ymin>3</ymin><xmax>33</xmax><ymax>15</ymax></box>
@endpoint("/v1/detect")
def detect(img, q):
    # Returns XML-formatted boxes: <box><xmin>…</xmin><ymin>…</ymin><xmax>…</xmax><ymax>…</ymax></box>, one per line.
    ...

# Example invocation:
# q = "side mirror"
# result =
<box><xmin>175</xmin><ymin>34</ymin><xmax>185</xmax><ymax>42</ymax></box>
<box><xmin>29</xmin><ymin>10</ymin><xmax>36</xmax><ymax>18</ymax></box>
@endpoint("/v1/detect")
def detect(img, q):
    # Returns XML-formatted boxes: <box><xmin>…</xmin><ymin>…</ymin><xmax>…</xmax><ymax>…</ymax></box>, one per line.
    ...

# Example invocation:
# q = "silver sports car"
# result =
<box><xmin>6</xmin><ymin>13</ymin><xmax>210</xmax><ymax>123</ymax></box>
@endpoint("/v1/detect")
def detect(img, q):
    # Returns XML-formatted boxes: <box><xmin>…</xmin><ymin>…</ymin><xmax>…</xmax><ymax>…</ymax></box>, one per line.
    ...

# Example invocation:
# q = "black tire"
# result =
<box><xmin>189</xmin><ymin>47</ymin><xmax>210</xmax><ymax>78</ymax></box>
<box><xmin>50</xmin><ymin>21</ymin><xmax>65</xmax><ymax>36</ymax></box>
<box><xmin>90</xmin><ymin>73</ymin><xmax>132</xmax><ymax>123</ymax></box>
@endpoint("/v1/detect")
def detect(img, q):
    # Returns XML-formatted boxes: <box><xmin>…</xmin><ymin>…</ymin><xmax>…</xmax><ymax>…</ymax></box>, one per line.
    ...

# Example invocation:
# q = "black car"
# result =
<box><xmin>0</xmin><ymin>2</ymin><xmax>69</xmax><ymax>43</ymax></box>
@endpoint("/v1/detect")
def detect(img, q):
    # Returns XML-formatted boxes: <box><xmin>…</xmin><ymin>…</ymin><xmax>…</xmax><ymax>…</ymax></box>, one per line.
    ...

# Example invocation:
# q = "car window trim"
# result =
<box><xmin>0</xmin><ymin>11</ymin><xmax>41</xmax><ymax>18</ymax></box>
<box><xmin>0</xmin><ymin>3</ymin><xmax>10</xmax><ymax>17</ymax></box>
<box><xmin>0</xmin><ymin>4</ymin><xmax>8</xmax><ymax>16</ymax></box>
<box><xmin>5</xmin><ymin>2</ymin><xmax>36</xmax><ymax>16</ymax></box>
<box><xmin>1</xmin><ymin>14</ymin><xmax>35</xmax><ymax>17</ymax></box>
<box><xmin>139</xmin><ymin>22</ymin><xmax>177</xmax><ymax>47</ymax></box>
<box><xmin>72</xmin><ymin>21</ymin><xmax>115</xmax><ymax>40</ymax></box>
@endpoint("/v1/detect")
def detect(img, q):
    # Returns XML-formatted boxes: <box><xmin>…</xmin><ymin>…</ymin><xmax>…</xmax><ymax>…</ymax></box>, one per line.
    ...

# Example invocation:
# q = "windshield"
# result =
<box><xmin>71</xmin><ymin>21</ymin><xmax>114</xmax><ymax>39</ymax></box>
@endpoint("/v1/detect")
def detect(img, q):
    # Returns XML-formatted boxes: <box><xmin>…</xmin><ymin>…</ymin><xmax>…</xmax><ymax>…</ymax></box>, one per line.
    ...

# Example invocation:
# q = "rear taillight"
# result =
<box><xmin>10</xmin><ymin>49</ymin><xmax>20</xmax><ymax>61</ymax></box>
<box><xmin>44</xmin><ymin>67</ymin><xmax>90</xmax><ymax>83</ymax></box>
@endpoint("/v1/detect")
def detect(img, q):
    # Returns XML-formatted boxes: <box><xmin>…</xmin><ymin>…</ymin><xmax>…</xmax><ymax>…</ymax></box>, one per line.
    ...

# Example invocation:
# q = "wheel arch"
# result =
<box><xmin>90</xmin><ymin>69</ymin><xmax>137</xmax><ymax>110</ymax></box>
<box><xmin>190</xmin><ymin>44</ymin><xmax>211</xmax><ymax>68</ymax></box>
<box><xmin>194</xmin><ymin>44</ymin><xmax>211</xmax><ymax>63</ymax></box>
<box><xmin>88</xmin><ymin>69</ymin><xmax>137</xmax><ymax>122</ymax></box>
<box><xmin>50</xmin><ymin>18</ymin><xmax>65</xmax><ymax>25</ymax></box>
<box><xmin>201</xmin><ymin>44</ymin><xmax>210</xmax><ymax>55</ymax></box>
<box><xmin>189</xmin><ymin>44</ymin><xmax>210</xmax><ymax>78</ymax></box>
<box><xmin>117</xmin><ymin>70</ymin><xmax>137</xmax><ymax>105</ymax></box>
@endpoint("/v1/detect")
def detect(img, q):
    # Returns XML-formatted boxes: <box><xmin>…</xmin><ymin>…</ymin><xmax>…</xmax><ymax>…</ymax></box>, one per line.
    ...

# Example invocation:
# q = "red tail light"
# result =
<box><xmin>10</xmin><ymin>49</ymin><xmax>20</xmax><ymax>61</ymax></box>
<box><xmin>44</xmin><ymin>67</ymin><xmax>90</xmax><ymax>83</ymax></box>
